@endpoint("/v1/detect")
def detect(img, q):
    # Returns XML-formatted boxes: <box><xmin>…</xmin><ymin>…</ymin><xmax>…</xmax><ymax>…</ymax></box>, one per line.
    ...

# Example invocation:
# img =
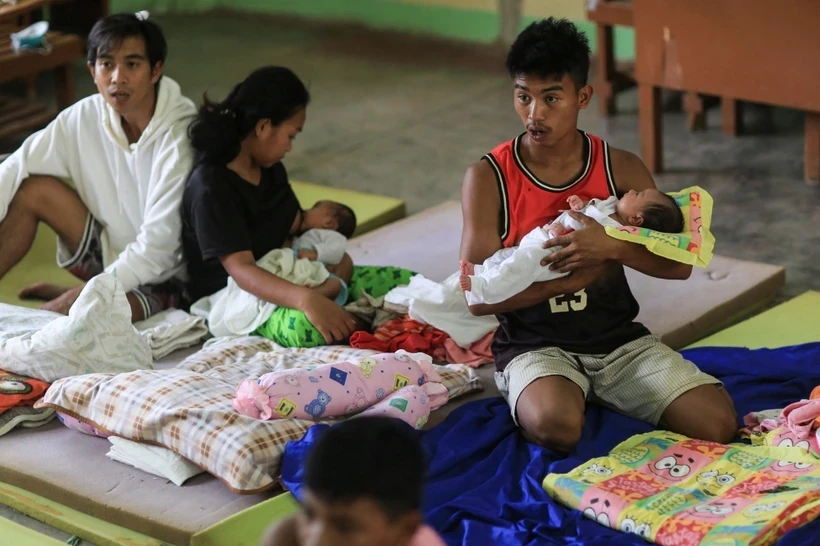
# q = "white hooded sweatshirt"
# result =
<box><xmin>0</xmin><ymin>77</ymin><xmax>196</xmax><ymax>292</ymax></box>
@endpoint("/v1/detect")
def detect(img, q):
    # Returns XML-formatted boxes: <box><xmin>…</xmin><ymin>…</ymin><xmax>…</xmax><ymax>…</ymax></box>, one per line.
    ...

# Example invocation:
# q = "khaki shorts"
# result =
<box><xmin>494</xmin><ymin>335</ymin><xmax>721</xmax><ymax>426</ymax></box>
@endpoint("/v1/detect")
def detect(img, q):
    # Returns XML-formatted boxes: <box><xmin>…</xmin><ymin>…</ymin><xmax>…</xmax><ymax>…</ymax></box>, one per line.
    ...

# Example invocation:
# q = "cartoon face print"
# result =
<box><xmin>648</xmin><ymin>453</ymin><xmax>695</xmax><ymax>482</ymax></box>
<box><xmin>770</xmin><ymin>458</ymin><xmax>813</xmax><ymax>474</ymax></box>
<box><xmin>777</xmin><ymin>437</ymin><xmax>811</xmax><ymax>452</ymax></box>
<box><xmin>685</xmin><ymin>499</ymin><xmax>745</xmax><ymax>521</ymax></box>
<box><xmin>697</xmin><ymin>469</ymin><xmax>736</xmax><ymax>489</ymax></box>
<box><xmin>284</xmin><ymin>374</ymin><xmax>300</xmax><ymax>387</ymax></box>
<box><xmin>742</xmin><ymin>501</ymin><xmax>786</xmax><ymax>520</ymax></box>
<box><xmin>583</xmin><ymin>464</ymin><xmax>614</xmax><ymax>478</ymax></box>
<box><xmin>304</xmin><ymin>390</ymin><xmax>332</xmax><ymax>419</ymax></box>
<box><xmin>620</xmin><ymin>517</ymin><xmax>651</xmax><ymax>539</ymax></box>
<box><xmin>0</xmin><ymin>379</ymin><xmax>32</xmax><ymax>395</ymax></box>
<box><xmin>581</xmin><ymin>497</ymin><xmax>615</xmax><ymax>528</ymax></box>
<box><xmin>344</xmin><ymin>404</ymin><xmax>357</xmax><ymax>415</ymax></box>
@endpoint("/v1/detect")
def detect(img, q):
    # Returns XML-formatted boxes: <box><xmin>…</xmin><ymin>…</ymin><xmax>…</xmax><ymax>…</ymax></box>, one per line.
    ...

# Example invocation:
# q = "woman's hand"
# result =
<box><xmin>541</xmin><ymin>211</ymin><xmax>622</xmax><ymax>273</ymax></box>
<box><xmin>300</xmin><ymin>290</ymin><xmax>359</xmax><ymax>344</ymax></box>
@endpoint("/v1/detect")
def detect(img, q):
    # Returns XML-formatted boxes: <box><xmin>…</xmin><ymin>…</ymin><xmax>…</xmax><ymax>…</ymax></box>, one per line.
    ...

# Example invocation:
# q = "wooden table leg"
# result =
<box><xmin>684</xmin><ymin>92</ymin><xmax>707</xmax><ymax>131</ymax></box>
<box><xmin>806</xmin><ymin>111</ymin><xmax>820</xmax><ymax>185</ymax></box>
<box><xmin>596</xmin><ymin>24</ymin><xmax>617</xmax><ymax>116</ymax></box>
<box><xmin>54</xmin><ymin>64</ymin><xmax>75</xmax><ymax>110</ymax></box>
<box><xmin>721</xmin><ymin>98</ymin><xmax>744</xmax><ymax>136</ymax></box>
<box><xmin>639</xmin><ymin>83</ymin><xmax>663</xmax><ymax>173</ymax></box>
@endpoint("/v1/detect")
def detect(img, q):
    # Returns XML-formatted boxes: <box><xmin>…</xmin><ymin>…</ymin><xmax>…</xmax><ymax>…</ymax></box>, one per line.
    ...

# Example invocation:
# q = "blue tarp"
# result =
<box><xmin>281</xmin><ymin>343</ymin><xmax>820</xmax><ymax>545</ymax></box>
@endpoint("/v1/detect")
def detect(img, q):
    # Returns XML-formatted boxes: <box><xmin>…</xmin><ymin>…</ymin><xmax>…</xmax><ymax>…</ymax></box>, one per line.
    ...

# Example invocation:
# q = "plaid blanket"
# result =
<box><xmin>40</xmin><ymin>337</ymin><xmax>482</xmax><ymax>494</ymax></box>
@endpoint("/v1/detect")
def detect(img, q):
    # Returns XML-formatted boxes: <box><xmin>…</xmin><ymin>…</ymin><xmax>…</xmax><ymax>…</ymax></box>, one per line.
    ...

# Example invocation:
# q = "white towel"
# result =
<box><xmin>135</xmin><ymin>309</ymin><xmax>209</xmax><ymax>360</ymax></box>
<box><xmin>191</xmin><ymin>248</ymin><xmax>331</xmax><ymax>338</ymax></box>
<box><xmin>385</xmin><ymin>272</ymin><xmax>498</xmax><ymax>348</ymax></box>
<box><xmin>106</xmin><ymin>436</ymin><xmax>203</xmax><ymax>486</ymax></box>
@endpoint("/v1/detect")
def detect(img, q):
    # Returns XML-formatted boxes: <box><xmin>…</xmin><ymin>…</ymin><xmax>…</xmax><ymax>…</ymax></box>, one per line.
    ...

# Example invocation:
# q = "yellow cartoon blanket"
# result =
<box><xmin>606</xmin><ymin>186</ymin><xmax>715</xmax><ymax>268</ymax></box>
<box><xmin>543</xmin><ymin>431</ymin><xmax>820</xmax><ymax>545</ymax></box>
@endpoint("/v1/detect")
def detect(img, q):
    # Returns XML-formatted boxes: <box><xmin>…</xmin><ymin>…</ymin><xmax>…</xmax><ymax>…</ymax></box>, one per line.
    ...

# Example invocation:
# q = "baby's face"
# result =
<box><xmin>617</xmin><ymin>188</ymin><xmax>668</xmax><ymax>226</ymax></box>
<box><xmin>301</xmin><ymin>202</ymin><xmax>339</xmax><ymax>232</ymax></box>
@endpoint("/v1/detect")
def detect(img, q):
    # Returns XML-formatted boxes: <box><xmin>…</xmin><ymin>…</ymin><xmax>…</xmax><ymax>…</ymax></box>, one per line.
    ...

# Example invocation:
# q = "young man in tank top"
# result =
<box><xmin>460</xmin><ymin>18</ymin><xmax>737</xmax><ymax>453</ymax></box>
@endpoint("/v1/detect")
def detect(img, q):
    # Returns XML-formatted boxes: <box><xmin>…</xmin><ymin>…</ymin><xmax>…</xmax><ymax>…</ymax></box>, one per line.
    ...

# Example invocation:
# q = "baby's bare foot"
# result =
<box><xmin>459</xmin><ymin>260</ymin><xmax>475</xmax><ymax>276</ymax></box>
<box><xmin>459</xmin><ymin>274</ymin><xmax>472</xmax><ymax>292</ymax></box>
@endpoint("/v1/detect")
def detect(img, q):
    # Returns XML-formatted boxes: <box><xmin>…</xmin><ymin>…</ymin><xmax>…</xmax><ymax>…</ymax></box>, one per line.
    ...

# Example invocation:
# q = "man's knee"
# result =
<box><xmin>521</xmin><ymin>411</ymin><xmax>584</xmax><ymax>453</ymax></box>
<box><xmin>13</xmin><ymin>176</ymin><xmax>67</xmax><ymax>215</ymax></box>
<box><xmin>696</xmin><ymin>402</ymin><xmax>738</xmax><ymax>444</ymax></box>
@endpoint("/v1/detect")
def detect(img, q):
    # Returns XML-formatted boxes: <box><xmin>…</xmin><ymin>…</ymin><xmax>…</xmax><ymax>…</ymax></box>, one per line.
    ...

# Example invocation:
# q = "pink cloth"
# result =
<box><xmin>409</xmin><ymin>524</ymin><xmax>446</xmax><ymax>546</ymax></box>
<box><xmin>781</xmin><ymin>399</ymin><xmax>820</xmax><ymax>440</ymax></box>
<box><xmin>443</xmin><ymin>331</ymin><xmax>494</xmax><ymax>367</ymax></box>
<box><xmin>233</xmin><ymin>351</ymin><xmax>449</xmax><ymax>430</ymax></box>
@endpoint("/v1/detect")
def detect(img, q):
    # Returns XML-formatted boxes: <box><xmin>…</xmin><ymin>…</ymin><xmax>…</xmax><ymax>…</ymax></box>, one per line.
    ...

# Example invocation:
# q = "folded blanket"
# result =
<box><xmin>0</xmin><ymin>274</ymin><xmax>152</xmax><ymax>382</ymax></box>
<box><xmin>106</xmin><ymin>436</ymin><xmax>204</xmax><ymax>486</ymax></box>
<box><xmin>191</xmin><ymin>249</ymin><xmax>332</xmax><ymax>338</ymax></box>
<box><xmin>0</xmin><ymin>406</ymin><xmax>55</xmax><ymax>437</ymax></box>
<box><xmin>385</xmin><ymin>273</ymin><xmax>498</xmax><ymax>348</ymax></box>
<box><xmin>543</xmin><ymin>430</ymin><xmax>820</xmax><ymax>546</ymax></box>
<box><xmin>134</xmin><ymin>308</ymin><xmax>209</xmax><ymax>360</ymax></box>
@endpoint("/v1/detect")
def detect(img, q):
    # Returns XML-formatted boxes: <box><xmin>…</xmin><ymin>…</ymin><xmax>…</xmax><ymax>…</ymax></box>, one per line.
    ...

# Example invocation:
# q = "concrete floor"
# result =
<box><xmin>0</xmin><ymin>10</ymin><xmax>819</xmax><ymax>542</ymax></box>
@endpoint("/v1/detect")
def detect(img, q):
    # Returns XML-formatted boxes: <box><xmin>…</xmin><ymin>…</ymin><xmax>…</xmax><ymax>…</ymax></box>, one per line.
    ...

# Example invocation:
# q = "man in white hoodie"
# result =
<box><xmin>0</xmin><ymin>13</ymin><xmax>196</xmax><ymax>321</ymax></box>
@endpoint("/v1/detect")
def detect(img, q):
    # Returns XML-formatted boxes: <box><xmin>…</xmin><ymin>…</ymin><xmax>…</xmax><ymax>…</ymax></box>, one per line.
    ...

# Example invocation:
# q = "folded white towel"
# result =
<box><xmin>106</xmin><ymin>436</ymin><xmax>204</xmax><ymax>486</ymax></box>
<box><xmin>135</xmin><ymin>308</ymin><xmax>209</xmax><ymax>360</ymax></box>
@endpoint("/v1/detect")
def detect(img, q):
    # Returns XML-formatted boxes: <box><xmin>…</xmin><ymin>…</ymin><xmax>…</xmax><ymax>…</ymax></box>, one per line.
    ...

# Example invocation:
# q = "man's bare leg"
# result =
<box><xmin>0</xmin><ymin>176</ymin><xmax>89</xmax><ymax>297</ymax></box>
<box><xmin>19</xmin><ymin>282</ymin><xmax>72</xmax><ymax>301</ymax></box>
<box><xmin>660</xmin><ymin>385</ymin><xmax>738</xmax><ymax>444</ymax></box>
<box><xmin>515</xmin><ymin>375</ymin><xmax>586</xmax><ymax>453</ymax></box>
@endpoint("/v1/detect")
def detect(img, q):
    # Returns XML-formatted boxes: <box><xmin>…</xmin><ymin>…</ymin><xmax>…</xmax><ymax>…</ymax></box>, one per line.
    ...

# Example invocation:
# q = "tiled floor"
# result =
<box><xmin>0</xmin><ymin>10</ymin><xmax>818</xmax><ymax>541</ymax></box>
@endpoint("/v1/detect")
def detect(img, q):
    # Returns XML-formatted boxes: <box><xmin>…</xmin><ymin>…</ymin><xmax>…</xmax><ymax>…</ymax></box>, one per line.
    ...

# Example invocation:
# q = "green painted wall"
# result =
<box><xmin>109</xmin><ymin>0</ymin><xmax>635</xmax><ymax>60</ymax></box>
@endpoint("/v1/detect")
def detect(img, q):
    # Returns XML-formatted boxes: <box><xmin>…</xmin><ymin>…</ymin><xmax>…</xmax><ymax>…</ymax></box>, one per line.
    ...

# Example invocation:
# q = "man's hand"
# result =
<box><xmin>541</xmin><ymin>211</ymin><xmax>620</xmax><ymax>273</ymax></box>
<box><xmin>297</xmin><ymin>248</ymin><xmax>319</xmax><ymax>261</ymax></box>
<box><xmin>40</xmin><ymin>283</ymin><xmax>85</xmax><ymax>315</ymax></box>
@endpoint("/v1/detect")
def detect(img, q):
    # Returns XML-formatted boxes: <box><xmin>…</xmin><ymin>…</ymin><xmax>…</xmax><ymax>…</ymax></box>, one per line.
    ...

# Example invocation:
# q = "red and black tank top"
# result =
<box><xmin>485</xmin><ymin>131</ymin><xmax>649</xmax><ymax>371</ymax></box>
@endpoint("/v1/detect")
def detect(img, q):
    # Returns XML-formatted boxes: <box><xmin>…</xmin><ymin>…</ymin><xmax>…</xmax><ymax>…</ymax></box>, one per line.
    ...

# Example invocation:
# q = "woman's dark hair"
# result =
<box><xmin>87</xmin><ymin>13</ymin><xmax>167</xmax><ymax>70</ymax></box>
<box><xmin>188</xmin><ymin>66</ymin><xmax>310</xmax><ymax>164</ymax></box>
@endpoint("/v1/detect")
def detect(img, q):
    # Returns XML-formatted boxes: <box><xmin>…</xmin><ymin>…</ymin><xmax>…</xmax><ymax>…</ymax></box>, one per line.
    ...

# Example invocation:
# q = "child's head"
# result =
<box><xmin>301</xmin><ymin>200</ymin><xmax>357</xmax><ymax>238</ymax></box>
<box><xmin>300</xmin><ymin>416</ymin><xmax>425</xmax><ymax>546</ymax></box>
<box><xmin>189</xmin><ymin>65</ymin><xmax>309</xmax><ymax>167</ymax></box>
<box><xmin>617</xmin><ymin>189</ymin><xmax>684</xmax><ymax>233</ymax></box>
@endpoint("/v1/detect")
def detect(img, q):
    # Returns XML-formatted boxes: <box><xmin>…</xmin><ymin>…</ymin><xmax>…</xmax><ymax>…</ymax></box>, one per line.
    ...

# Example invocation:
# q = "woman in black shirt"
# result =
<box><xmin>182</xmin><ymin>66</ymin><xmax>358</xmax><ymax>344</ymax></box>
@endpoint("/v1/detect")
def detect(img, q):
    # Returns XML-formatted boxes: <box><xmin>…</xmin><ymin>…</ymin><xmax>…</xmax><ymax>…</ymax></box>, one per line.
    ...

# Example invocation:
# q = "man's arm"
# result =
<box><xmin>104</xmin><ymin>128</ymin><xmax>193</xmax><ymax>291</ymax></box>
<box><xmin>543</xmin><ymin>148</ymin><xmax>692</xmax><ymax>281</ymax></box>
<box><xmin>459</xmin><ymin>160</ymin><xmax>600</xmax><ymax>316</ymax></box>
<box><xmin>0</xmin><ymin>113</ymin><xmax>71</xmax><ymax>222</ymax></box>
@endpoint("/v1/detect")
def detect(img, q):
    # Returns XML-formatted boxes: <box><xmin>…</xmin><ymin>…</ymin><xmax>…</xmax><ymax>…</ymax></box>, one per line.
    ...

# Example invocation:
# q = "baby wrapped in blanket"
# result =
<box><xmin>233</xmin><ymin>351</ymin><xmax>449</xmax><ymax>429</ymax></box>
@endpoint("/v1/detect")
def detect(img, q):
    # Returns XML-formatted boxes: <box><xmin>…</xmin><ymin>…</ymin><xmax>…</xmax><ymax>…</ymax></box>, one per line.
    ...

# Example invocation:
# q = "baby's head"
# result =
<box><xmin>301</xmin><ymin>200</ymin><xmax>357</xmax><ymax>238</ymax></box>
<box><xmin>299</xmin><ymin>416</ymin><xmax>426</xmax><ymax>546</ymax></box>
<box><xmin>617</xmin><ymin>189</ymin><xmax>684</xmax><ymax>233</ymax></box>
